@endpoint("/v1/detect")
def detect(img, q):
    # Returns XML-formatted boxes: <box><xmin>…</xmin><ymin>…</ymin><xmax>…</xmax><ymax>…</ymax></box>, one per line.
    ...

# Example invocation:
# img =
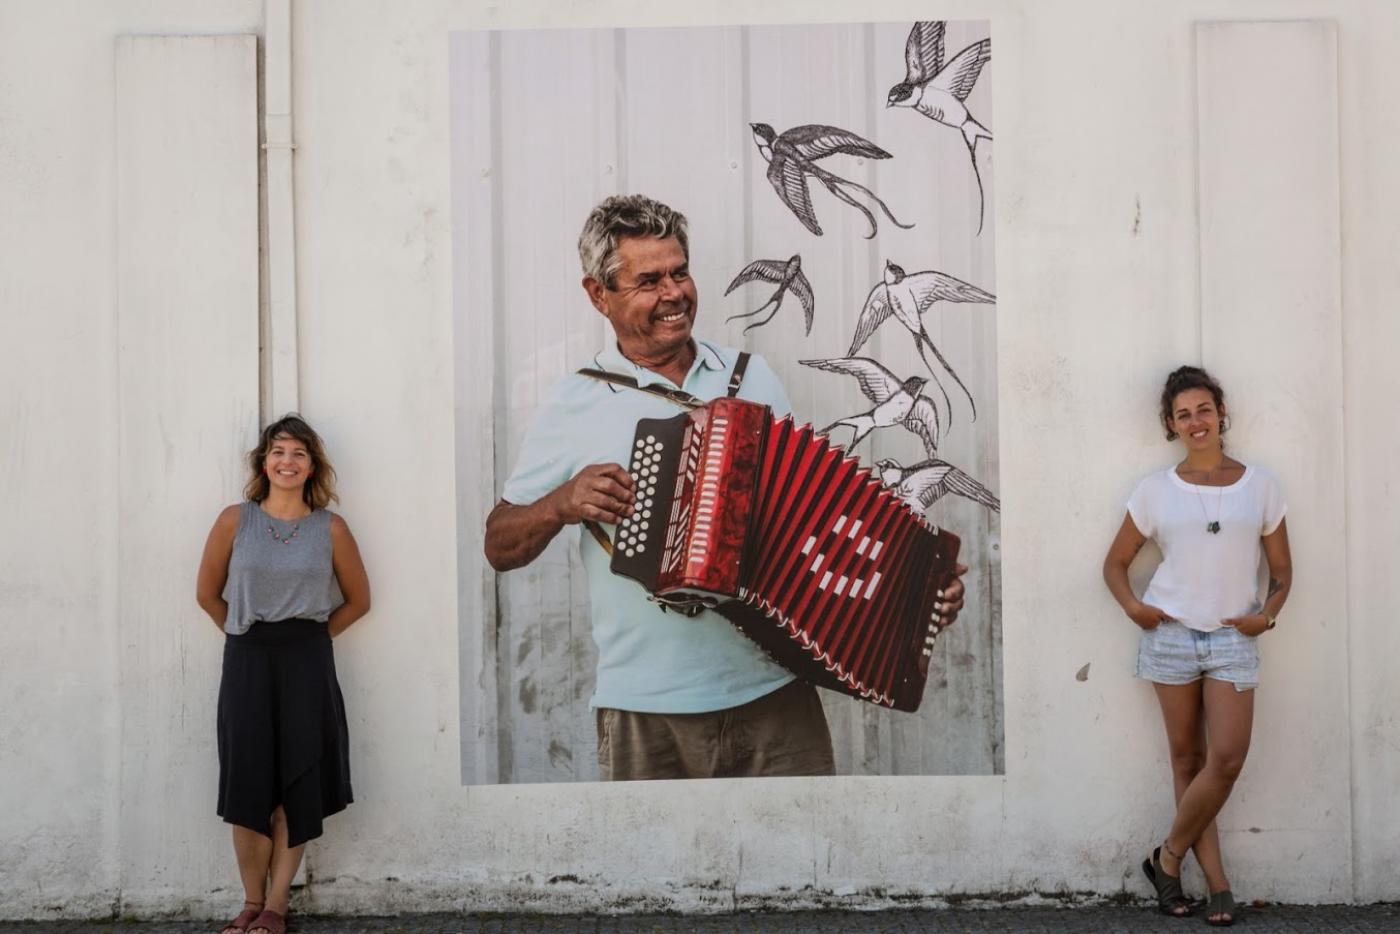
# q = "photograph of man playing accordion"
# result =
<box><xmin>484</xmin><ymin>194</ymin><xmax>968</xmax><ymax>781</ymax></box>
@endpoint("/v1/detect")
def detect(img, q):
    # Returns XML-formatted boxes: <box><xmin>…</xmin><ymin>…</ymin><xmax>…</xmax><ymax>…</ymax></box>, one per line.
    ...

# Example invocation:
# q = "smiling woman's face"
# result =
<box><xmin>263</xmin><ymin>433</ymin><xmax>314</xmax><ymax>491</ymax></box>
<box><xmin>1170</xmin><ymin>388</ymin><xmax>1225</xmax><ymax>452</ymax></box>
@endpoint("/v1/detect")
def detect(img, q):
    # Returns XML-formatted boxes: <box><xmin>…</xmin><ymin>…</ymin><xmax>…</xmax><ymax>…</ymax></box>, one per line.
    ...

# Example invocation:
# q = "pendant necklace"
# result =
<box><xmin>1189</xmin><ymin>462</ymin><xmax>1224</xmax><ymax>534</ymax></box>
<box><xmin>266</xmin><ymin>519</ymin><xmax>300</xmax><ymax>544</ymax></box>
<box><xmin>263</xmin><ymin>507</ymin><xmax>306</xmax><ymax>545</ymax></box>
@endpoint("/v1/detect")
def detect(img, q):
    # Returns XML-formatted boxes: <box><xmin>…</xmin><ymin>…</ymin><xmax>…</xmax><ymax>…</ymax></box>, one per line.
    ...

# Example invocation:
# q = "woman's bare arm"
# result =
<box><xmin>328</xmin><ymin>514</ymin><xmax>371</xmax><ymax>638</ymax></box>
<box><xmin>1102</xmin><ymin>511</ymin><xmax>1172</xmax><ymax>630</ymax></box>
<box><xmin>1224</xmin><ymin>518</ymin><xmax>1292</xmax><ymax>636</ymax></box>
<box><xmin>195</xmin><ymin>505</ymin><xmax>240</xmax><ymax>631</ymax></box>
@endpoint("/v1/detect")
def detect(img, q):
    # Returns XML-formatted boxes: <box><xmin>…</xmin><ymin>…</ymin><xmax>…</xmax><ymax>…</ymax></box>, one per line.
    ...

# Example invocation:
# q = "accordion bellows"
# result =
<box><xmin>612</xmin><ymin>397</ymin><xmax>960</xmax><ymax>711</ymax></box>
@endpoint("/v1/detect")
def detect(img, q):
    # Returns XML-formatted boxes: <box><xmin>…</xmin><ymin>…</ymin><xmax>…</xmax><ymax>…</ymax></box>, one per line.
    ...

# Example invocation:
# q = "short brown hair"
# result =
<box><xmin>1159</xmin><ymin>366</ymin><xmax>1226</xmax><ymax>441</ymax></box>
<box><xmin>243</xmin><ymin>414</ymin><xmax>339</xmax><ymax>509</ymax></box>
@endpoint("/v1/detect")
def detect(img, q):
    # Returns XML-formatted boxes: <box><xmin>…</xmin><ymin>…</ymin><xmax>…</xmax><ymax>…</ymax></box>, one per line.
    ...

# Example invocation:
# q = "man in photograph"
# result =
<box><xmin>484</xmin><ymin>194</ymin><xmax>966</xmax><ymax>781</ymax></box>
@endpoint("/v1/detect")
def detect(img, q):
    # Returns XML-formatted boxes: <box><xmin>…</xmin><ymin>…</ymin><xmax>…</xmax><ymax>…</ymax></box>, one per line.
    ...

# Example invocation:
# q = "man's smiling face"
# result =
<box><xmin>584</xmin><ymin>236</ymin><xmax>697</xmax><ymax>366</ymax></box>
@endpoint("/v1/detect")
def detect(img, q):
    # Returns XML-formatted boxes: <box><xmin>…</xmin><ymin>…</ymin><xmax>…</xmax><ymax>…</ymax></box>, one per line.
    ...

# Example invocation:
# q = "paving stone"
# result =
<box><xmin>5</xmin><ymin>904</ymin><xmax>1400</xmax><ymax>934</ymax></box>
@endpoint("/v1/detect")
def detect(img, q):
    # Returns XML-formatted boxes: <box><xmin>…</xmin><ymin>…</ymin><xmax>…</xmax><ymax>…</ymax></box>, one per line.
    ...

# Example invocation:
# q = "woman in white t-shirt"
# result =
<box><xmin>1103</xmin><ymin>366</ymin><xmax>1292</xmax><ymax>926</ymax></box>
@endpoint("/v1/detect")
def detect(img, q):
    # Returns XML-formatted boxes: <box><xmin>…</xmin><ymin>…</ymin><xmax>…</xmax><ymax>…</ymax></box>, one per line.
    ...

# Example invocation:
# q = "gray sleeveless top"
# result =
<box><xmin>221</xmin><ymin>501</ymin><xmax>344</xmax><ymax>635</ymax></box>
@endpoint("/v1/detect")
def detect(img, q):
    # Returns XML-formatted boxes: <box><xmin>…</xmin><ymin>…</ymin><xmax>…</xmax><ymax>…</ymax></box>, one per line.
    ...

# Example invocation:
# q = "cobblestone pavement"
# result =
<box><xmin>5</xmin><ymin>904</ymin><xmax>1400</xmax><ymax>933</ymax></box>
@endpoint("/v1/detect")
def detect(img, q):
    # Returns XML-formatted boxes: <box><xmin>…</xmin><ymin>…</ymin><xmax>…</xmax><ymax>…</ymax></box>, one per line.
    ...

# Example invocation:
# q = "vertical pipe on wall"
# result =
<box><xmin>263</xmin><ymin>0</ymin><xmax>307</xmax><ymax>884</ymax></box>
<box><xmin>264</xmin><ymin>0</ymin><xmax>298</xmax><ymax>417</ymax></box>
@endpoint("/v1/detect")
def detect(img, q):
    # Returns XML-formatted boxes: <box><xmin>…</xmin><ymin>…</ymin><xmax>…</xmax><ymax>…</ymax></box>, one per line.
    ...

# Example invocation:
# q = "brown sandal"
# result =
<box><xmin>219</xmin><ymin>901</ymin><xmax>264</xmax><ymax>934</ymax></box>
<box><xmin>246</xmin><ymin>908</ymin><xmax>286</xmax><ymax>934</ymax></box>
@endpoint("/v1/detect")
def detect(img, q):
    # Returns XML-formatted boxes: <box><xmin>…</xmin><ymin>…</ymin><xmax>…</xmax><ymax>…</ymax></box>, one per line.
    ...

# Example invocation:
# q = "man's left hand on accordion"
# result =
<box><xmin>934</xmin><ymin>563</ymin><xmax>970</xmax><ymax>632</ymax></box>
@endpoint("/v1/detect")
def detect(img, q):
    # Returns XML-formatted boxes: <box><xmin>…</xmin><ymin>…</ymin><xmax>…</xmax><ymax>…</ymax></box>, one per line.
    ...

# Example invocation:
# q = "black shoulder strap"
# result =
<box><xmin>726</xmin><ymin>351</ymin><xmax>751</xmax><ymax>397</ymax></box>
<box><xmin>575</xmin><ymin>368</ymin><xmax>702</xmax><ymax>409</ymax></box>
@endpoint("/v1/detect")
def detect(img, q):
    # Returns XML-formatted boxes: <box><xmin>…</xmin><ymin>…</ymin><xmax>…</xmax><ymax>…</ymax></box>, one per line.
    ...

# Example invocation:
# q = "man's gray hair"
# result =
<box><xmin>578</xmin><ymin>194</ymin><xmax>689</xmax><ymax>289</ymax></box>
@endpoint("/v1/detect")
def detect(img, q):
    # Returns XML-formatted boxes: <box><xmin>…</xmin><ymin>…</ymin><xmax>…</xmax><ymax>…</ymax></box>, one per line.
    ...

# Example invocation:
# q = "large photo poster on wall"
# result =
<box><xmin>452</xmin><ymin>20</ymin><xmax>1000</xmax><ymax>784</ymax></box>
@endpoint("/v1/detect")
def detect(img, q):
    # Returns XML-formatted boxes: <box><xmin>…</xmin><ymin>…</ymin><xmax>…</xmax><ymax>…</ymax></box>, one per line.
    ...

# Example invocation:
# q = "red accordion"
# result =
<box><xmin>611</xmin><ymin>396</ymin><xmax>960</xmax><ymax>711</ymax></box>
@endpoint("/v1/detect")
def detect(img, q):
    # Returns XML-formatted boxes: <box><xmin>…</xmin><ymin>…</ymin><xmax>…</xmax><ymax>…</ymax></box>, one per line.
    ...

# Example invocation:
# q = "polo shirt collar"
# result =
<box><xmin>594</xmin><ymin>338</ymin><xmax>725</xmax><ymax>389</ymax></box>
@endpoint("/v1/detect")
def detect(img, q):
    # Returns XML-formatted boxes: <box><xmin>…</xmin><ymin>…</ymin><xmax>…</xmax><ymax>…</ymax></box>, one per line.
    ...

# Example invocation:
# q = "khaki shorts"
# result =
<box><xmin>596</xmin><ymin>679</ymin><xmax>835</xmax><ymax>781</ymax></box>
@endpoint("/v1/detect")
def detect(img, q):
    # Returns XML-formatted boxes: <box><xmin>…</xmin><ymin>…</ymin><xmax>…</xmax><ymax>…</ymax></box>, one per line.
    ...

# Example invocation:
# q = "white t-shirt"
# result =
<box><xmin>1127</xmin><ymin>464</ymin><xmax>1287</xmax><ymax>633</ymax></box>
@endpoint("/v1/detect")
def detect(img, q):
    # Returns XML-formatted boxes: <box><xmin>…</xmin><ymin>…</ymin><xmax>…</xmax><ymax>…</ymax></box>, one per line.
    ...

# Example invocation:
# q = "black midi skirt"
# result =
<box><xmin>217</xmin><ymin>618</ymin><xmax>352</xmax><ymax>847</ymax></box>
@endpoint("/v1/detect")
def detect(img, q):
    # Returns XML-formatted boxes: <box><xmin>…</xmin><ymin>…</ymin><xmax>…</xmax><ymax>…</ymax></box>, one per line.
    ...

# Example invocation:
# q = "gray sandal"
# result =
<box><xmin>1205</xmin><ymin>890</ymin><xmax>1237</xmax><ymax>926</ymax></box>
<box><xmin>1142</xmin><ymin>845</ymin><xmax>1193</xmax><ymax>917</ymax></box>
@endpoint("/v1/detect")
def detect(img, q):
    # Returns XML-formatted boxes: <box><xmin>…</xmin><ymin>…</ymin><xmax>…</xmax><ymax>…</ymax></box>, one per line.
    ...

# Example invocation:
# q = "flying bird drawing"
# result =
<box><xmin>724</xmin><ymin>254</ymin><xmax>815</xmax><ymax>335</ymax></box>
<box><xmin>750</xmin><ymin>122</ymin><xmax>914</xmax><ymax>239</ymax></box>
<box><xmin>886</xmin><ymin>21</ymin><xmax>993</xmax><ymax>233</ymax></box>
<box><xmin>849</xmin><ymin>260</ymin><xmax>995</xmax><ymax>429</ymax></box>
<box><xmin>800</xmin><ymin>356</ymin><xmax>941</xmax><ymax>455</ymax></box>
<box><xmin>875</xmin><ymin>457</ymin><xmax>1001</xmax><ymax>515</ymax></box>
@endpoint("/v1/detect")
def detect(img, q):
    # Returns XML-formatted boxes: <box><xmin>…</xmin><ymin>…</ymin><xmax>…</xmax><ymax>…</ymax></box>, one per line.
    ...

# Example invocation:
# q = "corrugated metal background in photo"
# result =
<box><xmin>453</xmin><ymin>21</ymin><xmax>1000</xmax><ymax>783</ymax></box>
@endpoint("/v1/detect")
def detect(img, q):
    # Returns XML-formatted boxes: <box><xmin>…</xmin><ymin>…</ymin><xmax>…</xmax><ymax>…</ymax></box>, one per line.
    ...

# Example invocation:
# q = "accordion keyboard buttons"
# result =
<box><xmin>617</xmin><ymin>437</ymin><xmax>666</xmax><ymax>558</ymax></box>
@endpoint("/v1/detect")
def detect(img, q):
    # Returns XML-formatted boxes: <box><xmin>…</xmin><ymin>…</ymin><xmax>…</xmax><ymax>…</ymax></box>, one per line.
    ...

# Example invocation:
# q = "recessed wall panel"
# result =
<box><xmin>115</xmin><ymin>34</ymin><xmax>259</xmax><ymax>893</ymax></box>
<box><xmin>1196</xmin><ymin>20</ymin><xmax>1349</xmax><ymax>900</ymax></box>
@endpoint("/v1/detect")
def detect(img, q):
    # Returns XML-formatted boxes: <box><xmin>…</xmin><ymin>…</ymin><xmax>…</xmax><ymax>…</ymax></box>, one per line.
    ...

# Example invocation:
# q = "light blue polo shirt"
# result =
<box><xmin>500</xmin><ymin>338</ymin><xmax>796</xmax><ymax>713</ymax></box>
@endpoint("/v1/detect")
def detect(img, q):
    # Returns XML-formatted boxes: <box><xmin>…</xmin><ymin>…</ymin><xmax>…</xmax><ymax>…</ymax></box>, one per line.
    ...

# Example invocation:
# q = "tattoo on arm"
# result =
<box><xmin>1267</xmin><ymin>577</ymin><xmax>1283</xmax><ymax>598</ymax></box>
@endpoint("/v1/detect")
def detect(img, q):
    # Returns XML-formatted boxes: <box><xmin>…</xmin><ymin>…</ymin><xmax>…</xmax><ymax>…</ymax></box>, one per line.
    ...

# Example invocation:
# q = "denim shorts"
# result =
<box><xmin>1135</xmin><ymin>621</ymin><xmax>1259</xmax><ymax>692</ymax></box>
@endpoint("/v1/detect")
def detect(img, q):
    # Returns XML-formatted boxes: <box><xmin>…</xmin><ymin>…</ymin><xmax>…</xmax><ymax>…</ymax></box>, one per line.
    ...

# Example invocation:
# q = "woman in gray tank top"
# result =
<box><xmin>196</xmin><ymin>415</ymin><xmax>371</xmax><ymax>934</ymax></box>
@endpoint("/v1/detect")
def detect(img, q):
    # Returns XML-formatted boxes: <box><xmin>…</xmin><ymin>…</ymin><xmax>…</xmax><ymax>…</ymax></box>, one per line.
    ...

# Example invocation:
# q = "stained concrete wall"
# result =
<box><xmin>2</xmin><ymin>0</ymin><xmax>1398</xmax><ymax>920</ymax></box>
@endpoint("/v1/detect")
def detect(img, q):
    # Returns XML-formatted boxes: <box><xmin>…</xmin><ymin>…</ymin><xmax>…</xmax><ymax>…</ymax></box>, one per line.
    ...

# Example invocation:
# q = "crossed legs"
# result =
<box><xmin>229</xmin><ymin>807</ymin><xmax>306</xmax><ymax>931</ymax></box>
<box><xmin>1153</xmin><ymin>678</ymin><xmax>1254</xmax><ymax>922</ymax></box>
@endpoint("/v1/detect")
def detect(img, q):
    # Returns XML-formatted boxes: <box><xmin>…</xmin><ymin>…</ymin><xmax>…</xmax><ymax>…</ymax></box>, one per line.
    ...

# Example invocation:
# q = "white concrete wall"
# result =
<box><xmin>2</xmin><ymin>0</ymin><xmax>1398</xmax><ymax>920</ymax></box>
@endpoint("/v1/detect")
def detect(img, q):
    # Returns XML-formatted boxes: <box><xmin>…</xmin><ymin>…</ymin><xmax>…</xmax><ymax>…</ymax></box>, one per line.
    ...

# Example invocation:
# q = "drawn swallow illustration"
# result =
<box><xmin>724</xmin><ymin>254</ymin><xmax>815</xmax><ymax>335</ymax></box>
<box><xmin>886</xmin><ymin>21</ymin><xmax>993</xmax><ymax>233</ymax></box>
<box><xmin>800</xmin><ymin>356</ymin><xmax>941</xmax><ymax>454</ymax></box>
<box><xmin>875</xmin><ymin>456</ymin><xmax>1001</xmax><ymax>514</ymax></box>
<box><xmin>848</xmin><ymin>260</ymin><xmax>995</xmax><ymax>429</ymax></box>
<box><xmin>750</xmin><ymin>122</ymin><xmax>914</xmax><ymax>239</ymax></box>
